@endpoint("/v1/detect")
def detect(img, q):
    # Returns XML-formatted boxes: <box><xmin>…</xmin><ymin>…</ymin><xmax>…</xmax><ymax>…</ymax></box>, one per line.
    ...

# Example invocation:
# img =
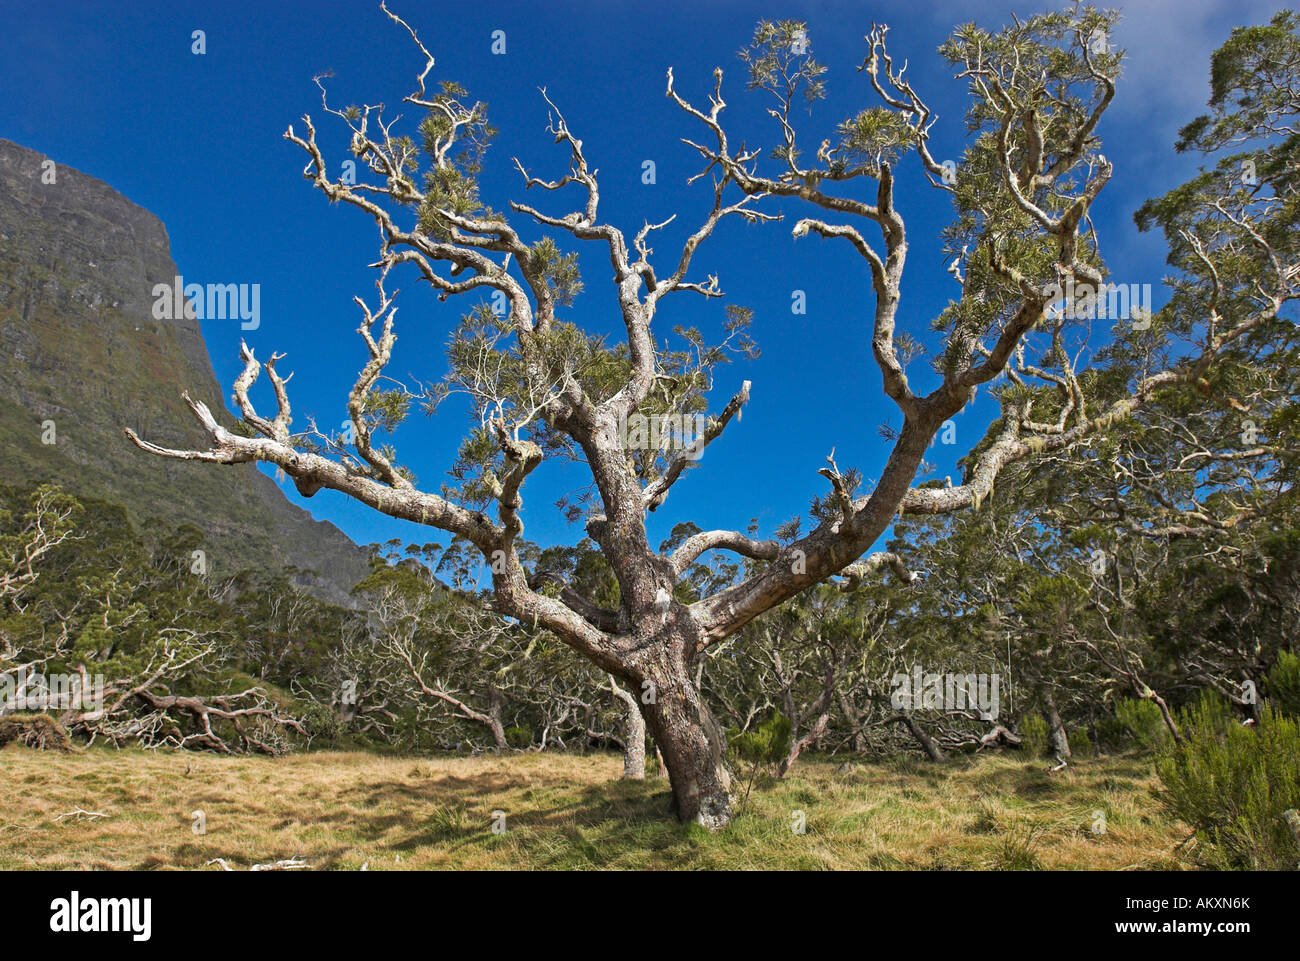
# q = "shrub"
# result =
<box><xmin>1070</xmin><ymin>728</ymin><xmax>1094</xmax><ymax>758</ymax></box>
<box><xmin>1266</xmin><ymin>650</ymin><xmax>1300</xmax><ymax>719</ymax></box>
<box><xmin>505</xmin><ymin>725</ymin><xmax>532</xmax><ymax>749</ymax></box>
<box><xmin>1115</xmin><ymin>698</ymin><xmax>1169</xmax><ymax>750</ymax></box>
<box><xmin>1156</xmin><ymin>695</ymin><xmax>1300</xmax><ymax>870</ymax></box>
<box><xmin>1095</xmin><ymin>714</ymin><xmax>1130</xmax><ymax>753</ymax></box>
<box><xmin>297</xmin><ymin>702</ymin><xmax>341</xmax><ymax>743</ymax></box>
<box><xmin>727</xmin><ymin>712</ymin><xmax>792</xmax><ymax>814</ymax></box>
<box><xmin>1019</xmin><ymin>714</ymin><xmax>1048</xmax><ymax>757</ymax></box>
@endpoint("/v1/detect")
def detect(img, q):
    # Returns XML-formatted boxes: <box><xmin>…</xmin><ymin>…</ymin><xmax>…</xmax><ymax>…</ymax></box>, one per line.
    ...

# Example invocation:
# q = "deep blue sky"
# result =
<box><xmin>0</xmin><ymin>0</ymin><xmax>1285</xmax><ymax>562</ymax></box>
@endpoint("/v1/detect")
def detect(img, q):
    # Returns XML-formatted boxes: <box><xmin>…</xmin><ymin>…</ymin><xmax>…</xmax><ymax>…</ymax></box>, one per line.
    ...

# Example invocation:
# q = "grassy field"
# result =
<box><xmin>0</xmin><ymin>746</ymin><xmax>1189</xmax><ymax>870</ymax></box>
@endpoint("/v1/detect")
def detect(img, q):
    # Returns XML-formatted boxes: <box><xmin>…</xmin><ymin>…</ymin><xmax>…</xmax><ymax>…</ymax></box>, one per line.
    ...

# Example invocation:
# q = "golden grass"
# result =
<box><xmin>0</xmin><ymin>746</ymin><xmax>1189</xmax><ymax>870</ymax></box>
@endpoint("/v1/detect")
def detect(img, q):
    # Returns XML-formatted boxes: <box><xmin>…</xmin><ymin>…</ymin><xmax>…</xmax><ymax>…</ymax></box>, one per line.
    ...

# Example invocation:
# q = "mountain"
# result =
<box><xmin>0</xmin><ymin>138</ymin><xmax>370</xmax><ymax>606</ymax></box>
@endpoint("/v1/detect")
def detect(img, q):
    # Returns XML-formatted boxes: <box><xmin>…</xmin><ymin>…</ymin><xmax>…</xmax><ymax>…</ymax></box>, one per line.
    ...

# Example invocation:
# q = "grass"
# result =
<box><xmin>0</xmin><ymin>746</ymin><xmax>1189</xmax><ymax>870</ymax></box>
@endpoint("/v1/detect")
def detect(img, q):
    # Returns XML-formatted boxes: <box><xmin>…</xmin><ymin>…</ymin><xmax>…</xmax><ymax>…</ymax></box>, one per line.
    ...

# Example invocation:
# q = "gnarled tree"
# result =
<box><xmin>128</xmin><ymin>6</ymin><xmax>1296</xmax><ymax>828</ymax></box>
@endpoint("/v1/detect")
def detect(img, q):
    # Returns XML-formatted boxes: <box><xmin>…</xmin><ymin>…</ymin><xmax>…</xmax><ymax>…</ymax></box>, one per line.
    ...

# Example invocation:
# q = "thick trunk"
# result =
<box><xmin>636</xmin><ymin>657</ymin><xmax>732</xmax><ymax>830</ymax></box>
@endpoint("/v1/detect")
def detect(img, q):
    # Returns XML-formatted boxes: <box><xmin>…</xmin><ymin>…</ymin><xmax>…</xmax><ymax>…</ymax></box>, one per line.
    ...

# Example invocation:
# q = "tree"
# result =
<box><xmin>127</xmin><ymin>6</ymin><xmax>1297</xmax><ymax>828</ymax></box>
<box><xmin>0</xmin><ymin>484</ymin><xmax>314</xmax><ymax>753</ymax></box>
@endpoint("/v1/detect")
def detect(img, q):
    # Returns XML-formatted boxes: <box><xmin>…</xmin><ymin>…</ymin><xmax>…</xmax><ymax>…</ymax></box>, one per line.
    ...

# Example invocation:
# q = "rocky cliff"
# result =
<box><xmin>0</xmin><ymin>138</ymin><xmax>369</xmax><ymax>605</ymax></box>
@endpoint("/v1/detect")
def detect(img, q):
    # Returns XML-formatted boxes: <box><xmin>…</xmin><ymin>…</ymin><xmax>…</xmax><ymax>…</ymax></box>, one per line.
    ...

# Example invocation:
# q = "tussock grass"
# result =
<box><xmin>0</xmin><ymin>747</ymin><xmax>1186</xmax><ymax>870</ymax></box>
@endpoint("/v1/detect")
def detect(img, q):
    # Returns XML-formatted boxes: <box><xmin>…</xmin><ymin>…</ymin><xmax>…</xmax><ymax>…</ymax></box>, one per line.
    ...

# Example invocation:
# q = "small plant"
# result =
<box><xmin>726</xmin><ymin>712</ymin><xmax>792</xmax><ymax>815</ymax></box>
<box><xmin>1156</xmin><ymin>694</ymin><xmax>1300</xmax><ymax>870</ymax></box>
<box><xmin>297</xmin><ymin>702</ymin><xmax>341</xmax><ymax>743</ymax></box>
<box><xmin>1019</xmin><ymin>714</ymin><xmax>1048</xmax><ymax>758</ymax></box>
<box><xmin>1115</xmin><ymin>698</ymin><xmax>1169</xmax><ymax>750</ymax></box>
<box><xmin>991</xmin><ymin>821</ymin><xmax>1043</xmax><ymax>870</ymax></box>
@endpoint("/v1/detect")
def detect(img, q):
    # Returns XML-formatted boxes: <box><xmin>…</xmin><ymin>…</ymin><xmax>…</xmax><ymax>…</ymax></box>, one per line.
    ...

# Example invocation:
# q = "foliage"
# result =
<box><xmin>1019</xmin><ymin>714</ymin><xmax>1049</xmax><ymax>758</ymax></box>
<box><xmin>1115</xmin><ymin>699</ymin><xmax>1170</xmax><ymax>751</ymax></box>
<box><xmin>727</xmin><ymin>711</ymin><xmax>793</xmax><ymax>814</ymax></box>
<box><xmin>1265</xmin><ymin>650</ymin><xmax>1300</xmax><ymax>718</ymax></box>
<box><xmin>1156</xmin><ymin>696</ymin><xmax>1300</xmax><ymax>870</ymax></box>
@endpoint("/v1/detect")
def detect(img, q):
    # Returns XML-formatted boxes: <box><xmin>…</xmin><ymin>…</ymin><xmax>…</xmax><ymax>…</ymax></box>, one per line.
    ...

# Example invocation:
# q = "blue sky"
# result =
<box><xmin>0</xmin><ymin>0</ymin><xmax>1287</xmax><ymax>563</ymax></box>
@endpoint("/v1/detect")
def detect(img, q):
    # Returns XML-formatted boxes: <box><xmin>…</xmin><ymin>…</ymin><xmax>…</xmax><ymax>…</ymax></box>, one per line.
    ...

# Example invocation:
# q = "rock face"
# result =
<box><xmin>0</xmin><ymin>138</ymin><xmax>370</xmax><ymax>605</ymax></box>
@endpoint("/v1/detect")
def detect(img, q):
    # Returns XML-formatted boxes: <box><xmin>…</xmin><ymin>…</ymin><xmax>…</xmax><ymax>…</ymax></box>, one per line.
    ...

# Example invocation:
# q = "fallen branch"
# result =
<box><xmin>52</xmin><ymin>808</ymin><xmax>109</xmax><ymax>823</ymax></box>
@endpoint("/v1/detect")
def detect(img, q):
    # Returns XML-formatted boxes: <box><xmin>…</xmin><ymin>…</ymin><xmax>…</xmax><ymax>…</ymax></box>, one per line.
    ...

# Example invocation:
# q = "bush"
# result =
<box><xmin>297</xmin><ymin>702</ymin><xmax>341</xmax><ymax>743</ymax></box>
<box><xmin>1070</xmin><ymin>728</ymin><xmax>1094</xmax><ymax>758</ymax></box>
<box><xmin>1116</xmin><ymin>698</ymin><xmax>1169</xmax><ymax>750</ymax></box>
<box><xmin>727</xmin><ymin>712</ymin><xmax>792</xmax><ymax>814</ymax></box>
<box><xmin>1095</xmin><ymin>714</ymin><xmax>1130</xmax><ymax>753</ymax></box>
<box><xmin>505</xmin><ymin>725</ymin><xmax>532</xmax><ymax>749</ymax></box>
<box><xmin>1266</xmin><ymin>650</ymin><xmax>1300</xmax><ymax>719</ymax></box>
<box><xmin>1019</xmin><ymin>714</ymin><xmax>1048</xmax><ymax>757</ymax></box>
<box><xmin>1156</xmin><ymin>695</ymin><xmax>1300</xmax><ymax>870</ymax></box>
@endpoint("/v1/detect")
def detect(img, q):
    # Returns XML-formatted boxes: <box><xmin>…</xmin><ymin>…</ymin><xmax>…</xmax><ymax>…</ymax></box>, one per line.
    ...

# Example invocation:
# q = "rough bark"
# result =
<box><xmin>630</xmin><ymin>643</ymin><xmax>731</xmax><ymax>828</ymax></box>
<box><xmin>1043</xmin><ymin>691</ymin><xmax>1072</xmax><ymax>760</ymax></box>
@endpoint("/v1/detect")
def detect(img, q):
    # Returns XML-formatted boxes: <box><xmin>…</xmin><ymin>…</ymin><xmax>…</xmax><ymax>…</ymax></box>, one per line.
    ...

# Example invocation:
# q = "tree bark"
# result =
<box><xmin>633</xmin><ymin>653</ymin><xmax>732</xmax><ymax>829</ymax></box>
<box><xmin>1043</xmin><ymin>690</ymin><xmax>1071</xmax><ymax>760</ymax></box>
<box><xmin>608</xmin><ymin>675</ymin><xmax>646</xmax><ymax>779</ymax></box>
<box><xmin>486</xmin><ymin>686</ymin><xmax>508</xmax><ymax>751</ymax></box>
<box><xmin>779</xmin><ymin>710</ymin><xmax>830</xmax><ymax>778</ymax></box>
<box><xmin>1144</xmin><ymin>689</ymin><xmax>1182</xmax><ymax>745</ymax></box>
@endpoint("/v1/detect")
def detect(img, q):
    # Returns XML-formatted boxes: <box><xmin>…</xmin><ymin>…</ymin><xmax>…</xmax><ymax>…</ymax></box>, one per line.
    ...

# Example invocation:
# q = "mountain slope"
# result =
<box><xmin>0</xmin><ymin>138</ymin><xmax>369</xmax><ymax>605</ymax></box>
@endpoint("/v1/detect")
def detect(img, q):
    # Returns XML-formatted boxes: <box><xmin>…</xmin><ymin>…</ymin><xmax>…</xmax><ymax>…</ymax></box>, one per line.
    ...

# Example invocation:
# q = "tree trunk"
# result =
<box><xmin>779</xmin><ymin>710</ymin><xmax>830</xmax><ymax>777</ymax></box>
<box><xmin>839</xmin><ymin>694</ymin><xmax>865</xmax><ymax>753</ymax></box>
<box><xmin>1043</xmin><ymin>690</ymin><xmax>1071</xmax><ymax>760</ymax></box>
<box><xmin>486</xmin><ymin>686</ymin><xmax>508</xmax><ymax>751</ymax></box>
<box><xmin>608</xmin><ymin>675</ymin><xmax>645</xmax><ymax>779</ymax></box>
<box><xmin>635</xmin><ymin>655</ymin><xmax>732</xmax><ymax>830</ymax></box>
<box><xmin>899</xmin><ymin>712</ymin><xmax>947</xmax><ymax>762</ymax></box>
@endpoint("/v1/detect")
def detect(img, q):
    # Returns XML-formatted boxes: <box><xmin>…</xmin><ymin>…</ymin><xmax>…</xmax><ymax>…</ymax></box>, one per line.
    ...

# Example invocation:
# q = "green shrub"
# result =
<box><xmin>1095</xmin><ymin>714</ymin><xmax>1130</xmax><ymax>753</ymax></box>
<box><xmin>1116</xmin><ymin>698</ymin><xmax>1169</xmax><ymax>750</ymax></box>
<box><xmin>505</xmin><ymin>725</ymin><xmax>532</xmax><ymax>749</ymax></box>
<box><xmin>727</xmin><ymin>712</ymin><xmax>792</xmax><ymax>814</ymax></box>
<box><xmin>1156</xmin><ymin>695</ymin><xmax>1300</xmax><ymax>870</ymax></box>
<box><xmin>1019</xmin><ymin>714</ymin><xmax>1048</xmax><ymax>757</ymax></box>
<box><xmin>1266</xmin><ymin>650</ymin><xmax>1300</xmax><ymax>719</ymax></box>
<box><xmin>297</xmin><ymin>702</ymin><xmax>341</xmax><ymax>743</ymax></box>
<box><xmin>1070</xmin><ymin>728</ymin><xmax>1094</xmax><ymax>758</ymax></box>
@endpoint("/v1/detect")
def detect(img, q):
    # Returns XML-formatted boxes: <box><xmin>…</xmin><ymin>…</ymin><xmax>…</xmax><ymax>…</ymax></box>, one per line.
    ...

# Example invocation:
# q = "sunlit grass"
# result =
<box><xmin>0</xmin><ymin>746</ymin><xmax>1187</xmax><ymax>870</ymax></box>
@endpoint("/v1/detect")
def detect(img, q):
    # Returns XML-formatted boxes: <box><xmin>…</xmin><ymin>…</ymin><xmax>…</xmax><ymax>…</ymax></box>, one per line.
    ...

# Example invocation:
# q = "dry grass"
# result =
<box><xmin>0</xmin><ymin>746</ymin><xmax>1189</xmax><ymax>870</ymax></box>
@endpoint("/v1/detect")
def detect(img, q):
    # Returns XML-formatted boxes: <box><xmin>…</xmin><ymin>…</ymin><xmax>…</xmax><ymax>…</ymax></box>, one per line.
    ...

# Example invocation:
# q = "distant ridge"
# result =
<box><xmin>0</xmin><ymin>138</ymin><xmax>370</xmax><ymax>605</ymax></box>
